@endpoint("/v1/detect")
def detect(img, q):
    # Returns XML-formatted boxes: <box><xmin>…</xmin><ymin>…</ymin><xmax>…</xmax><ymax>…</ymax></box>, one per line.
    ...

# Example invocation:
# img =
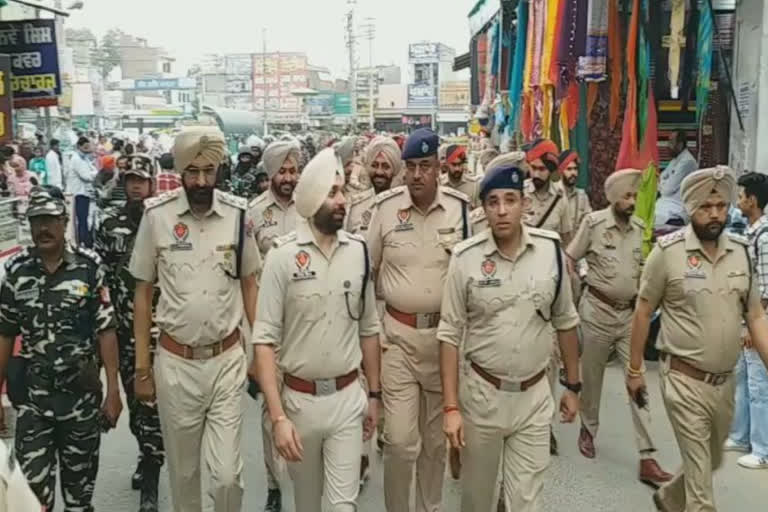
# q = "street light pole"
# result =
<box><xmin>360</xmin><ymin>18</ymin><xmax>375</xmax><ymax>132</ymax></box>
<box><xmin>262</xmin><ymin>28</ymin><xmax>268</xmax><ymax>136</ymax></box>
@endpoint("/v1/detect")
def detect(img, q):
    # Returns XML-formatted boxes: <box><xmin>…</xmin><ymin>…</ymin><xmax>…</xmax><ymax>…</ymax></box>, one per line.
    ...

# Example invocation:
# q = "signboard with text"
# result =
<box><xmin>0</xmin><ymin>19</ymin><xmax>60</xmax><ymax>107</ymax></box>
<box><xmin>0</xmin><ymin>55</ymin><xmax>13</xmax><ymax>144</ymax></box>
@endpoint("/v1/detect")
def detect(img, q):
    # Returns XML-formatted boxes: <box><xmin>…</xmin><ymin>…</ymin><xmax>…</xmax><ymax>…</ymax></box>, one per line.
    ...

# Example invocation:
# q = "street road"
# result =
<box><xmin>60</xmin><ymin>362</ymin><xmax>768</xmax><ymax>511</ymax></box>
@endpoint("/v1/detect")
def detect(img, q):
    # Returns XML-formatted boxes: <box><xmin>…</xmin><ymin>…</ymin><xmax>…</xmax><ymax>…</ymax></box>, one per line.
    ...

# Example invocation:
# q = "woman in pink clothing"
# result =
<box><xmin>6</xmin><ymin>155</ymin><xmax>37</xmax><ymax>215</ymax></box>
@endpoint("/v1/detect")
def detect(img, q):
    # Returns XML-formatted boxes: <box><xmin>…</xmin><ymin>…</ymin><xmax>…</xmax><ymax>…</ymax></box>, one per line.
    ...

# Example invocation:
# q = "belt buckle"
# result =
<box><xmin>315</xmin><ymin>378</ymin><xmax>337</xmax><ymax>396</ymax></box>
<box><xmin>416</xmin><ymin>313</ymin><xmax>436</xmax><ymax>329</ymax></box>
<box><xmin>191</xmin><ymin>345</ymin><xmax>214</xmax><ymax>359</ymax></box>
<box><xmin>499</xmin><ymin>379</ymin><xmax>523</xmax><ymax>393</ymax></box>
<box><xmin>710</xmin><ymin>374</ymin><xmax>728</xmax><ymax>386</ymax></box>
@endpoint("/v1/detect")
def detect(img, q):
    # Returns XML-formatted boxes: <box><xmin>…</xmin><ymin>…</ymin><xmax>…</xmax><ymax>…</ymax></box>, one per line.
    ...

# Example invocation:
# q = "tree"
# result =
<box><xmin>97</xmin><ymin>28</ymin><xmax>124</xmax><ymax>80</ymax></box>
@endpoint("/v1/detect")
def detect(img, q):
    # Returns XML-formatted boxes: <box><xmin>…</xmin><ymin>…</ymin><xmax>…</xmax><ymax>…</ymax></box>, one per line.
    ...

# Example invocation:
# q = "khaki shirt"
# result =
<box><xmin>440</xmin><ymin>173</ymin><xmax>481</xmax><ymax>209</ymax></box>
<box><xmin>344</xmin><ymin>188</ymin><xmax>376</xmax><ymax>235</ymax></box>
<box><xmin>567</xmin><ymin>208</ymin><xmax>645</xmax><ymax>301</ymax></box>
<box><xmin>469</xmin><ymin>206</ymin><xmax>489</xmax><ymax>234</ymax></box>
<box><xmin>251</xmin><ymin>220</ymin><xmax>379</xmax><ymax>379</ymax></box>
<box><xmin>437</xmin><ymin>227</ymin><xmax>579</xmax><ymax>380</ymax></box>
<box><xmin>129</xmin><ymin>188</ymin><xmax>262</xmax><ymax>346</ymax></box>
<box><xmin>639</xmin><ymin>226</ymin><xmax>761</xmax><ymax>373</ymax></box>
<box><xmin>559</xmin><ymin>182</ymin><xmax>592</xmax><ymax>233</ymax></box>
<box><xmin>367</xmin><ymin>185</ymin><xmax>470</xmax><ymax>314</ymax></box>
<box><xmin>246</xmin><ymin>189</ymin><xmax>298</xmax><ymax>257</ymax></box>
<box><xmin>524</xmin><ymin>179</ymin><xmax>572</xmax><ymax>238</ymax></box>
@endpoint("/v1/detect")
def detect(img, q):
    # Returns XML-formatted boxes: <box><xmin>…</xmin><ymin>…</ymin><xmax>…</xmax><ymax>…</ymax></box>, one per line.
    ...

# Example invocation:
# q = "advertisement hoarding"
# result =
<box><xmin>0</xmin><ymin>55</ymin><xmax>13</xmax><ymax>144</ymax></box>
<box><xmin>0</xmin><ymin>19</ymin><xmax>60</xmax><ymax>108</ymax></box>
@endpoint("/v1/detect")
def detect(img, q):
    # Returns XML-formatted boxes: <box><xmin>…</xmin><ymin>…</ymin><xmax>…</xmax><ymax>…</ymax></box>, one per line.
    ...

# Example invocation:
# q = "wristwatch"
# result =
<box><xmin>561</xmin><ymin>381</ymin><xmax>583</xmax><ymax>394</ymax></box>
<box><xmin>369</xmin><ymin>391</ymin><xmax>383</xmax><ymax>400</ymax></box>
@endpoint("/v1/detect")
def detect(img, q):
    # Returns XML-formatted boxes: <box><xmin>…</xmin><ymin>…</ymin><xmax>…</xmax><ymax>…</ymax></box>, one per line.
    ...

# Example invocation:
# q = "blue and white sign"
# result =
<box><xmin>0</xmin><ymin>19</ymin><xmax>61</xmax><ymax>103</ymax></box>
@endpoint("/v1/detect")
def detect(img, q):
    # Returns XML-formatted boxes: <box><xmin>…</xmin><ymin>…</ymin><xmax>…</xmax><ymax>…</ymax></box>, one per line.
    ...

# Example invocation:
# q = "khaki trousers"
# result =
<box><xmin>656</xmin><ymin>357</ymin><xmax>735</xmax><ymax>512</ymax></box>
<box><xmin>579</xmin><ymin>293</ymin><xmax>655</xmax><ymax>453</ymax></box>
<box><xmin>155</xmin><ymin>343</ymin><xmax>246</xmax><ymax>512</ymax></box>
<box><xmin>381</xmin><ymin>312</ymin><xmax>445</xmax><ymax>512</ymax></box>
<box><xmin>460</xmin><ymin>365</ymin><xmax>554</xmax><ymax>512</ymax></box>
<box><xmin>283</xmin><ymin>380</ymin><xmax>367</xmax><ymax>512</ymax></box>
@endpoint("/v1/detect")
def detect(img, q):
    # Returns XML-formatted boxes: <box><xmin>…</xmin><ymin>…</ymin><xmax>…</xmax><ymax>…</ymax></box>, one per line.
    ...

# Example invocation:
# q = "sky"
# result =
<box><xmin>66</xmin><ymin>0</ymin><xmax>477</xmax><ymax>80</ymax></box>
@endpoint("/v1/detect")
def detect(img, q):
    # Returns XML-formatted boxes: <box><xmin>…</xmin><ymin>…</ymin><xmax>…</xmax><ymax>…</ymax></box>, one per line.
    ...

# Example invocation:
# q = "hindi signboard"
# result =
<box><xmin>0</xmin><ymin>55</ymin><xmax>13</xmax><ymax>144</ymax></box>
<box><xmin>0</xmin><ymin>19</ymin><xmax>60</xmax><ymax>108</ymax></box>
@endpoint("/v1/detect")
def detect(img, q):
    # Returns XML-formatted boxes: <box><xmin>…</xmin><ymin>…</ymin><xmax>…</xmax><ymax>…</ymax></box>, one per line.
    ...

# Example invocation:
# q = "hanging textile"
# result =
<box><xmin>470</xmin><ymin>34</ymin><xmax>481</xmax><ymax>106</ymax></box>
<box><xmin>499</xmin><ymin>16</ymin><xmax>514</xmax><ymax>91</ymax></box>
<box><xmin>635</xmin><ymin>163</ymin><xmax>658</xmax><ymax>257</ymax></box>
<box><xmin>578</xmin><ymin>0</ymin><xmax>609</xmax><ymax>81</ymax></box>
<box><xmin>588</xmin><ymin>84</ymin><xmax>623</xmax><ymax>208</ymax></box>
<box><xmin>490</xmin><ymin>18</ymin><xmax>501</xmax><ymax>78</ymax></box>
<box><xmin>696</xmin><ymin>0</ymin><xmax>714</xmax><ymax>124</ymax></box>
<box><xmin>573</xmin><ymin>82</ymin><xmax>590</xmax><ymax>191</ymax></box>
<box><xmin>667</xmin><ymin>0</ymin><xmax>686</xmax><ymax>98</ymax></box>
<box><xmin>607</xmin><ymin>0</ymin><xmax>622</xmax><ymax>127</ymax></box>
<box><xmin>542</xmin><ymin>0</ymin><xmax>561</xmax><ymax>88</ymax></box>
<box><xmin>680</xmin><ymin>4</ymin><xmax>700</xmax><ymax>109</ymax></box>
<box><xmin>508</xmin><ymin>0</ymin><xmax>528</xmax><ymax>132</ymax></box>
<box><xmin>637</xmin><ymin>0</ymin><xmax>651</xmax><ymax>143</ymax></box>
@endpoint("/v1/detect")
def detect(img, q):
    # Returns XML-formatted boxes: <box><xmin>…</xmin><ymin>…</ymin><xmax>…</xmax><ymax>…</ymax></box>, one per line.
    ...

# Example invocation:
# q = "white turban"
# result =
<box><xmin>364</xmin><ymin>136</ymin><xmax>402</xmax><ymax>175</ymax></box>
<box><xmin>172</xmin><ymin>127</ymin><xmax>227</xmax><ymax>172</ymax></box>
<box><xmin>605</xmin><ymin>168</ymin><xmax>643</xmax><ymax>204</ymax></box>
<box><xmin>681</xmin><ymin>165</ymin><xmax>736</xmax><ymax>215</ymax></box>
<box><xmin>263</xmin><ymin>141</ymin><xmax>300</xmax><ymax>179</ymax></box>
<box><xmin>335</xmin><ymin>136</ymin><xmax>356</xmax><ymax>166</ymax></box>
<box><xmin>246</xmin><ymin>135</ymin><xmax>264</xmax><ymax>150</ymax></box>
<box><xmin>295</xmin><ymin>148</ymin><xmax>343</xmax><ymax>218</ymax></box>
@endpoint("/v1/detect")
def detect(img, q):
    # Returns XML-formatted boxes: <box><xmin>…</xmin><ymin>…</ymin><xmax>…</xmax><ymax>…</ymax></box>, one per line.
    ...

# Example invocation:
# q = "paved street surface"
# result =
<box><xmin>74</xmin><ymin>362</ymin><xmax>767</xmax><ymax>511</ymax></box>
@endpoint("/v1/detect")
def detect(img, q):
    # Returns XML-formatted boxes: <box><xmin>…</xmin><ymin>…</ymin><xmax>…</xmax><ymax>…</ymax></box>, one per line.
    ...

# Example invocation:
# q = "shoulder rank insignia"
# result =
<box><xmin>727</xmin><ymin>232</ymin><xmax>749</xmax><ymax>246</ymax></box>
<box><xmin>631</xmin><ymin>216</ymin><xmax>646</xmax><ymax>229</ymax></box>
<box><xmin>272</xmin><ymin>232</ymin><xmax>298</xmax><ymax>249</ymax></box>
<box><xmin>454</xmin><ymin>231</ymin><xmax>489</xmax><ymax>256</ymax></box>
<box><xmin>144</xmin><ymin>188</ymin><xmax>181</xmax><ymax>210</ymax></box>
<box><xmin>441</xmin><ymin>186</ymin><xmax>470</xmax><ymax>203</ymax></box>
<box><xmin>217</xmin><ymin>191</ymin><xmax>247</xmax><ymax>210</ymax></box>
<box><xmin>373</xmin><ymin>186</ymin><xmax>406</xmax><ymax>206</ymax></box>
<box><xmin>350</xmin><ymin>188</ymin><xmax>375</xmax><ymax>207</ymax></box>
<box><xmin>658</xmin><ymin>229</ymin><xmax>686</xmax><ymax>249</ymax></box>
<box><xmin>527</xmin><ymin>227</ymin><xmax>562</xmax><ymax>241</ymax></box>
<box><xmin>469</xmin><ymin>207</ymin><xmax>486</xmax><ymax>223</ymax></box>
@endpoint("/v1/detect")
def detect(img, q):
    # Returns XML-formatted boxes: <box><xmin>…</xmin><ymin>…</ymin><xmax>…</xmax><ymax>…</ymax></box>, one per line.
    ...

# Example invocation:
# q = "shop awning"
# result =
<box><xmin>454</xmin><ymin>52</ymin><xmax>471</xmax><ymax>72</ymax></box>
<box><xmin>201</xmin><ymin>106</ymin><xmax>264</xmax><ymax>136</ymax></box>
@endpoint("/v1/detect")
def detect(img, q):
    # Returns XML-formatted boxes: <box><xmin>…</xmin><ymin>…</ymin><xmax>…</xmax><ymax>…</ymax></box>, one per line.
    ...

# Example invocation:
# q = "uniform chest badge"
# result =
<box><xmin>292</xmin><ymin>250</ymin><xmax>316</xmax><ymax>281</ymax></box>
<box><xmin>477</xmin><ymin>258</ymin><xmax>502</xmax><ymax>287</ymax></box>
<box><xmin>684</xmin><ymin>254</ymin><xmax>706</xmax><ymax>279</ymax></box>
<box><xmin>262</xmin><ymin>207</ymin><xmax>277</xmax><ymax>227</ymax></box>
<box><xmin>171</xmin><ymin>222</ymin><xmax>193</xmax><ymax>251</ymax></box>
<box><xmin>360</xmin><ymin>210</ymin><xmax>372</xmax><ymax>230</ymax></box>
<box><xmin>395</xmin><ymin>208</ymin><xmax>414</xmax><ymax>232</ymax></box>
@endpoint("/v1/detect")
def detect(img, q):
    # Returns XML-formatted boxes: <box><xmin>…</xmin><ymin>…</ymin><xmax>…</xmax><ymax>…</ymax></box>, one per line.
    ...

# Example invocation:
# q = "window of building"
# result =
<box><xmin>162</xmin><ymin>62</ymin><xmax>171</xmax><ymax>73</ymax></box>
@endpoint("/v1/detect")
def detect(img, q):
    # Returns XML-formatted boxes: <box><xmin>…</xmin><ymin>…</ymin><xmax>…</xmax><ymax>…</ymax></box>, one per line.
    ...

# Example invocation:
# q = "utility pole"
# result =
<box><xmin>360</xmin><ymin>18</ymin><xmax>375</xmax><ymax>132</ymax></box>
<box><xmin>262</xmin><ymin>27</ymin><xmax>268</xmax><ymax>136</ymax></box>
<box><xmin>345</xmin><ymin>0</ymin><xmax>357</xmax><ymax>132</ymax></box>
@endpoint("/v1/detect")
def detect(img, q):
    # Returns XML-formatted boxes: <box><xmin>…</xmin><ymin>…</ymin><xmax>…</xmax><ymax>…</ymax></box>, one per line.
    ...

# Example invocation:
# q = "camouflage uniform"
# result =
<box><xmin>0</xmin><ymin>242</ymin><xmax>116</xmax><ymax>512</ymax></box>
<box><xmin>227</xmin><ymin>165</ymin><xmax>262</xmax><ymax>200</ymax></box>
<box><xmin>93</xmin><ymin>206</ymin><xmax>164</xmax><ymax>469</ymax></box>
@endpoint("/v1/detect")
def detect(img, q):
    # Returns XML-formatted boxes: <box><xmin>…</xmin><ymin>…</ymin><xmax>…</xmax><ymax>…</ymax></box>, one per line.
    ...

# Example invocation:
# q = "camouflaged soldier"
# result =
<box><xmin>0</xmin><ymin>186</ymin><xmax>123</xmax><ymax>512</ymax></box>
<box><xmin>440</xmin><ymin>145</ymin><xmax>481</xmax><ymax>209</ymax></box>
<box><xmin>344</xmin><ymin>136</ymin><xmax>401</xmax><ymax>235</ymax></box>
<box><xmin>94</xmin><ymin>165</ymin><xmax>164</xmax><ymax>511</ymax></box>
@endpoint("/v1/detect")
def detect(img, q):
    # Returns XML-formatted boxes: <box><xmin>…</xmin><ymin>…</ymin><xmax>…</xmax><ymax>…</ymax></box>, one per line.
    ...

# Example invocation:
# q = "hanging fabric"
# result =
<box><xmin>578</xmin><ymin>0</ymin><xmax>610</xmax><ymax>81</ymax></box>
<box><xmin>508</xmin><ymin>0</ymin><xmax>528</xmax><ymax>132</ymax></box>
<box><xmin>573</xmin><ymin>81</ymin><xmax>590</xmax><ymax>191</ymax></box>
<box><xmin>607</xmin><ymin>0</ymin><xmax>622</xmax><ymax>127</ymax></box>
<box><xmin>696</xmin><ymin>0</ymin><xmax>714</xmax><ymax>124</ymax></box>
<box><xmin>666</xmin><ymin>0</ymin><xmax>686</xmax><ymax>98</ymax></box>
<box><xmin>680</xmin><ymin>4</ymin><xmax>699</xmax><ymax>110</ymax></box>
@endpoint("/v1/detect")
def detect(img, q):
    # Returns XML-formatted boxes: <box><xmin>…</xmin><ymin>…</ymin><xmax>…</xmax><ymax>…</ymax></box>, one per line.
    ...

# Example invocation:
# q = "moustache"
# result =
<box><xmin>532</xmin><ymin>178</ymin><xmax>546</xmax><ymax>188</ymax></box>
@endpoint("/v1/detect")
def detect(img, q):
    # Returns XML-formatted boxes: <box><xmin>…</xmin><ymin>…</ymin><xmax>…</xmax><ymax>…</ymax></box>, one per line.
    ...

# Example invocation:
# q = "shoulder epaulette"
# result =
<box><xmin>74</xmin><ymin>246</ymin><xmax>103</xmax><ymax>265</ymax></box>
<box><xmin>350</xmin><ymin>188</ymin><xmax>375</xmax><ymax>207</ymax></box>
<box><xmin>247</xmin><ymin>193</ymin><xmax>269</xmax><ymax>210</ymax></box>
<box><xmin>3</xmin><ymin>248</ymin><xmax>32</xmax><ymax>272</ymax></box>
<box><xmin>272</xmin><ymin>232</ymin><xmax>298</xmax><ymax>249</ymax></box>
<box><xmin>144</xmin><ymin>188</ymin><xmax>181</xmax><ymax>210</ymax></box>
<box><xmin>587</xmin><ymin>211</ymin><xmax>608</xmax><ymax>228</ymax></box>
<box><xmin>454</xmin><ymin>231</ymin><xmax>490</xmax><ymax>256</ymax></box>
<box><xmin>217</xmin><ymin>191</ymin><xmax>247</xmax><ymax>210</ymax></box>
<box><xmin>631</xmin><ymin>216</ymin><xmax>646</xmax><ymax>229</ymax></box>
<box><xmin>658</xmin><ymin>229</ymin><xmax>686</xmax><ymax>248</ymax></box>
<box><xmin>728</xmin><ymin>232</ymin><xmax>749</xmax><ymax>246</ymax></box>
<box><xmin>469</xmin><ymin>207</ymin><xmax>486</xmax><ymax>223</ymax></box>
<box><xmin>346</xmin><ymin>231</ymin><xmax>366</xmax><ymax>243</ymax></box>
<box><xmin>527</xmin><ymin>227</ymin><xmax>562</xmax><ymax>241</ymax></box>
<box><xmin>441</xmin><ymin>186</ymin><xmax>470</xmax><ymax>203</ymax></box>
<box><xmin>373</xmin><ymin>186</ymin><xmax>406</xmax><ymax>206</ymax></box>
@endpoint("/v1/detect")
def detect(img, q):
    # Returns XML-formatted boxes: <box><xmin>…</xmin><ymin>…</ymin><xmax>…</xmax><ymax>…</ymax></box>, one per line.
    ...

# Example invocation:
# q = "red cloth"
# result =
<box><xmin>155</xmin><ymin>172</ymin><xmax>182</xmax><ymax>194</ymax></box>
<box><xmin>525</xmin><ymin>139</ymin><xmax>560</xmax><ymax>164</ymax></box>
<box><xmin>445</xmin><ymin>145</ymin><xmax>467</xmax><ymax>164</ymax></box>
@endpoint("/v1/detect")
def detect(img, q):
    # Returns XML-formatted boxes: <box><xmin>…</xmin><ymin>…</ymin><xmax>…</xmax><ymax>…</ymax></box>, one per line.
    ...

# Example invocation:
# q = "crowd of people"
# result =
<box><xmin>0</xmin><ymin>123</ymin><xmax>767</xmax><ymax>512</ymax></box>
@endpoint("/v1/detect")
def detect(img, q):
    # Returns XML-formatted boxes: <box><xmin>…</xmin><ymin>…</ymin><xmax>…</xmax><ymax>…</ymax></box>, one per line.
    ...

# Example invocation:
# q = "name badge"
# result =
<box><xmin>476</xmin><ymin>278</ymin><xmax>502</xmax><ymax>288</ymax></box>
<box><xmin>437</xmin><ymin>228</ymin><xmax>455</xmax><ymax>235</ymax></box>
<box><xmin>684</xmin><ymin>270</ymin><xmax>706</xmax><ymax>279</ymax></box>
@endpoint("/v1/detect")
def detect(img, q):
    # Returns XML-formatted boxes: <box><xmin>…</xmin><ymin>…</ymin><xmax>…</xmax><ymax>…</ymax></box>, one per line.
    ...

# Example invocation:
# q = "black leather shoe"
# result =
<box><xmin>550</xmin><ymin>429</ymin><xmax>559</xmax><ymax>456</ymax></box>
<box><xmin>138</xmin><ymin>464</ymin><xmax>159</xmax><ymax>512</ymax></box>
<box><xmin>265</xmin><ymin>488</ymin><xmax>282</xmax><ymax>512</ymax></box>
<box><xmin>132</xmin><ymin>457</ymin><xmax>144</xmax><ymax>490</ymax></box>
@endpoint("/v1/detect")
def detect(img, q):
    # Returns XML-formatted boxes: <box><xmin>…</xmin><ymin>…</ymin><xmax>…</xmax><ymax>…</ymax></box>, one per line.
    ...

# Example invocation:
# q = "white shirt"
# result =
<box><xmin>45</xmin><ymin>149</ymin><xmax>62</xmax><ymax>189</ymax></box>
<box><xmin>66</xmin><ymin>151</ymin><xmax>97</xmax><ymax>197</ymax></box>
<box><xmin>654</xmin><ymin>148</ymin><xmax>698</xmax><ymax>228</ymax></box>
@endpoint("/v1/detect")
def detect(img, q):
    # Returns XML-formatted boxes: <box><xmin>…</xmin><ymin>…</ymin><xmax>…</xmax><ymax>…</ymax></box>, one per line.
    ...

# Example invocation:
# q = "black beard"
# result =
<box><xmin>532</xmin><ymin>178</ymin><xmax>547</xmax><ymax>190</ymax></box>
<box><xmin>183</xmin><ymin>183</ymin><xmax>214</xmax><ymax>209</ymax></box>
<box><xmin>313</xmin><ymin>206</ymin><xmax>345</xmax><ymax>234</ymax></box>
<box><xmin>692</xmin><ymin>221</ymin><xmax>725</xmax><ymax>241</ymax></box>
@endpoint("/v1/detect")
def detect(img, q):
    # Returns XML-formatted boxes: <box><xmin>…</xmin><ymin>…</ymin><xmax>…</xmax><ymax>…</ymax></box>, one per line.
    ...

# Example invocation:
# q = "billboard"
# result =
<box><xmin>0</xmin><ymin>55</ymin><xmax>13</xmax><ymax>144</ymax></box>
<box><xmin>252</xmin><ymin>52</ymin><xmax>308</xmax><ymax>109</ymax></box>
<box><xmin>439</xmin><ymin>81</ymin><xmax>470</xmax><ymax>108</ymax></box>
<box><xmin>305</xmin><ymin>92</ymin><xmax>334</xmax><ymax>116</ymax></box>
<box><xmin>123</xmin><ymin>78</ymin><xmax>196</xmax><ymax>90</ymax></box>
<box><xmin>408</xmin><ymin>84</ymin><xmax>437</xmax><ymax>107</ymax></box>
<box><xmin>409</xmin><ymin>43</ymin><xmax>439</xmax><ymax>61</ymax></box>
<box><xmin>0</xmin><ymin>19</ymin><xmax>61</xmax><ymax>107</ymax></box>
<box><xmin>333</xmin><ymin>93</ymin><xmax>352</xmax><ymax>115</ymax></box>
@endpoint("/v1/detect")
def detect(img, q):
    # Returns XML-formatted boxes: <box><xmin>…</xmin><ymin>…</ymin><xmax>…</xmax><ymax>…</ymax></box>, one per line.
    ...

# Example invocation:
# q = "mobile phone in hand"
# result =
<box><xmin>634</xmin><ymin>388</ymin><xmax>649</xmax><ymax>409</ymax></box>
<box><xmin>247</xmin><ymin>377</ymin><xmax>261</xmax><ymax>400</ymax></box>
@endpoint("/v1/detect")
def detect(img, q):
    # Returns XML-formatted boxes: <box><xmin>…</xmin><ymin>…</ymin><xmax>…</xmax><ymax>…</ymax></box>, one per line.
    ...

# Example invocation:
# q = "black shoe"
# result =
<box><xmin>550</xmin><ymin>429</ymin><xmax>559</xmax><ymax>456</ymax></box>
<box><xmin>360</xmin><ymin>455</ymin><xmax>370</xmax><ymax>489</ymax></box>
<box><xmin>138</xmin><ymin>465</ymin><xmax>159</xmax><ymax>512</ymax></box>
<box><xmin>265</xmin><ymin>488</ymin><xmax>282</xmax><ymax>512</ymax></box>
<box><xmin>132</xmin><ymin>457</ymin><xmax>144</xmax><ymax>490</ymax></box>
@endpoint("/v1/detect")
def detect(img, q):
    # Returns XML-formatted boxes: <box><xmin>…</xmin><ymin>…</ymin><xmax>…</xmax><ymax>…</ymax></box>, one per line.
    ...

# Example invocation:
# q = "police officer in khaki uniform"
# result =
<box><xmin>253</xmin><ymin>148</ymin><xmax>381</xmax><ymax>512</ymax></box>
<box><xmin>557</xmin><ymin>150</ymin><xmax>592</xmax><ymax>232</ymax></box>
<box><xmin>336</xmin><ymin>137</ymin><xmax>362</xmax><ymax>198</ymax></box>
<box><xmin>567</xmin><ymin>169</ymin><xmax>672</xmax><ymax>487</ymax></box>
<box><xmin>467</xmin><ymin>152</ymin><xmax>527</xmax><ymax>235</ymax></box>
<box><xmin>439</xmin><ymin>161</ymin><xmax>581</xmax><ymax>512</ymax></box>
<box><xmin>367</xmin><ymin>128</ymin><xmax>470</xmax><ymax>512</ymax></box>
<box><xmin>246</xmin><ymin>140</ymin><xmax>300</xmax><ymax>512</ymax></box>
<box><xmin>130</xmin><ymin>127</ymin><xmax>262</xmax><ymax>512</ymax></box>
<box><xmin>345</xmin><ymin>136</ymin><xmax>401</xmax><ymax>235</ymax></box>
<box><xmin>440</xmin><ymin>145</ymin><xmax>481</xmax><ymax>208</ymax></box>
<box><xmin>627</xmin><ymin>167</ymin><xmax>768</xmax><ymax>512</ymax></box>
<box><xmin>247</xmin><ymin>141</ymin><xmax>300</xmax><ymax>258</ymax></box>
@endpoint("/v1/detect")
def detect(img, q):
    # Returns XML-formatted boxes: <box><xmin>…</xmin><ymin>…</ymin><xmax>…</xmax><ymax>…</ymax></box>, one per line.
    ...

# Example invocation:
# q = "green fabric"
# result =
<box><xmin>637</xmin><ymin>0</ymin><xmax>651</xmax><ymax>143</ymax></box>
<box><xmin>573</xmin><ymin>82</ymin><xmax>590</xmax><ymax>190</ymax></box>
<box><xmin>635</xmin><ymin>163</ymin><xmax>658</xmax><ymax>258</ymax></box>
